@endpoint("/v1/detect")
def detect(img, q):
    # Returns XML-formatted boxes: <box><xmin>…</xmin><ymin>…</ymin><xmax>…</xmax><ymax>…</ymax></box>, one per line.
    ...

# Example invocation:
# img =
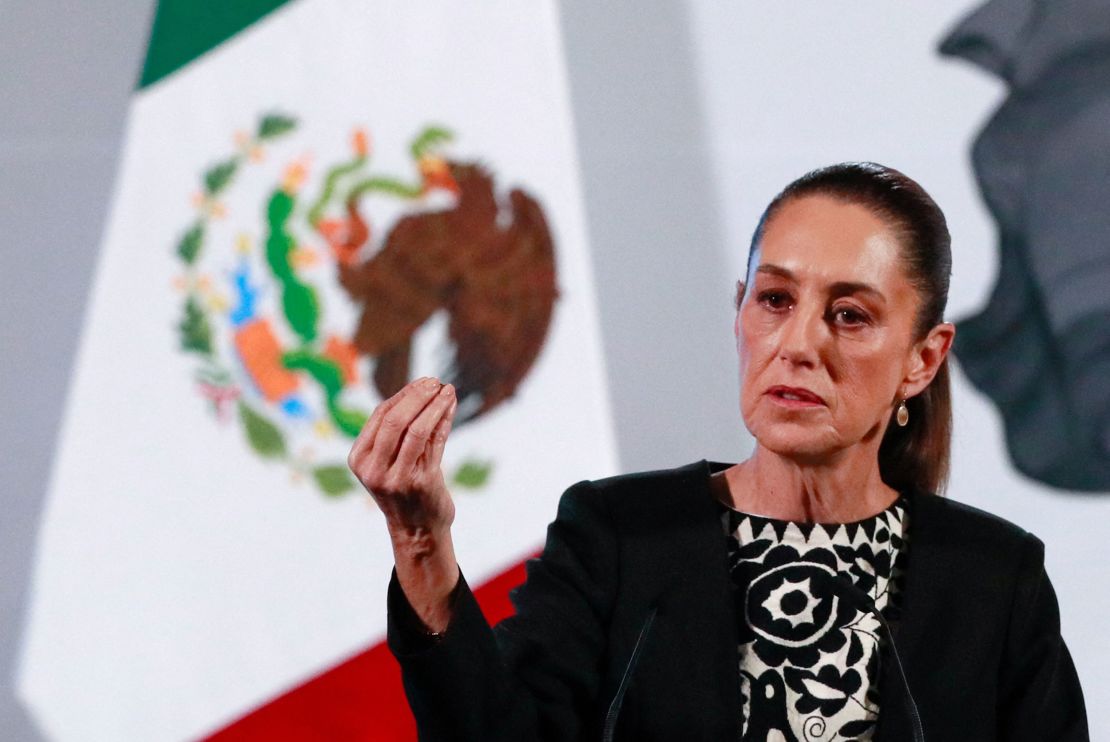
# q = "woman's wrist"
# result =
<box><xmin>391</xmin><ymin>527</ymin><xmax>460</xmax><ymax>634</ymax></box>
<box><xmin>379</xmin><ymin>485</ymin><xmax>455</xmax><ymax>546</ymax></box>
<box><xmin>388</xmin><ymin>519</ymin><xmax>452</xmax><ymax>558</ymax></box>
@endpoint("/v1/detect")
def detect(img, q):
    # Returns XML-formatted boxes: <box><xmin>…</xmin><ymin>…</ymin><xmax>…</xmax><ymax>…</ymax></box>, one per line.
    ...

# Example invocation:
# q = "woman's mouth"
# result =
<box><xmin>766</xmin><ymin>386</ymin><xmax>825</xmax><ymax>408</ymax></box>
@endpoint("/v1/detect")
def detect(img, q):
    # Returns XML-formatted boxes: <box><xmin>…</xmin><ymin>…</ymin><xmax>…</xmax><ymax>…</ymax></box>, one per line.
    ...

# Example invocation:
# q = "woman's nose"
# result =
<box><xmin>778</xmin><ymin>307</ymin><xmax>824</xmax><ymax>366</ymax></box>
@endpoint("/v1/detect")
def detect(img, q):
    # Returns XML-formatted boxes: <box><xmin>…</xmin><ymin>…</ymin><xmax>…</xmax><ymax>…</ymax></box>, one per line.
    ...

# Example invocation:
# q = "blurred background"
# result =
<box><xmin>2</xmin><ymin>1</ymin><xmax>1108</xmax><ymax>739</ymax></box>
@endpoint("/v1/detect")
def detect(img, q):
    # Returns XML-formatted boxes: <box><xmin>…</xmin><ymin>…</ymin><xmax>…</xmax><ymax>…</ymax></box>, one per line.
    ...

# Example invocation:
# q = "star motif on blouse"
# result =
<box><xmin>761</xmin><ymin>576</ymin><xmax>817</xmax><ymax>628</ymax></box>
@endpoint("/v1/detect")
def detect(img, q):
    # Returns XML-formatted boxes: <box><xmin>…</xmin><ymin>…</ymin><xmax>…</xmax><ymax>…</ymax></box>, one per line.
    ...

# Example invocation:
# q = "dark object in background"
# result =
<box><xmin>940</xmin><ymin>0</ymin><xmax>1110</xmax><ymax>491</ymax></box>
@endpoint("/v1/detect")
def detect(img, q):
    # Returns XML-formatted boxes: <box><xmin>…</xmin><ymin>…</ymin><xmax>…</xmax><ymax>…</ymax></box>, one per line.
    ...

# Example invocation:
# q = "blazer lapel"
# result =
<box><xmin>875</xmin><ymin>489</ymin><xmax>945</xmax><ymax>740</ymax></box>
<box><xmin>618</xmin><ymin>460</ymin><xmax>742</xmax><ymax>740</ymax></box>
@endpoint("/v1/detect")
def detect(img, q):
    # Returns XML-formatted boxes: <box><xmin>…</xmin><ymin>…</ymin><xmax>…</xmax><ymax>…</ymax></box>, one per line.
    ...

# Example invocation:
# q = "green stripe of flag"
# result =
<box><xmin>139</xmin><ymin>0</ymin><xmax>295</xmax><ymax>90</ymax></box>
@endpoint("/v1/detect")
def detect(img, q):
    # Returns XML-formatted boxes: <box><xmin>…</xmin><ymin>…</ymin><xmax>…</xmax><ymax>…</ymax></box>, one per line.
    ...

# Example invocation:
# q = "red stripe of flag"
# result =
<box><xmin>201</xmin><ymin>555</ymin><xmax>533</xmax><ymax>741</ymax></box>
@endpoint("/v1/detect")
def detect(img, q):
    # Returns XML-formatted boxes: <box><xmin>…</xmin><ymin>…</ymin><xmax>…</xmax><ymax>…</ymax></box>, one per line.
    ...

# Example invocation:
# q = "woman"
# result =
<box><xmin>349</xmin><ymin>163</ymin><xmax>1089</xmax><ymax>740</ymax></box>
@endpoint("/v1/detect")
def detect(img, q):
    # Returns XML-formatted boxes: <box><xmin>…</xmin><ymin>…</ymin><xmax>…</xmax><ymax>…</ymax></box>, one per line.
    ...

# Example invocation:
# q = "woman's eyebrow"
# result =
<box><xmin>829</xmin><ymin>281</ymin><xmax>885</xmax><ymax>303</ymax></box>
<box><xmin>755</xmin><ymin>264</ymin><xmax>795</xmax><ymax>280</ymax></box>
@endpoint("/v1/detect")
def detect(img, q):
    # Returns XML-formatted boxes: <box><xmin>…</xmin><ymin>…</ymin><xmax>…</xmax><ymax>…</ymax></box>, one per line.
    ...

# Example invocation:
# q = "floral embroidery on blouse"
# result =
<box><xmin>722</xmin><ymin>500</ymin><xmax>908</xmax><ymax>741</ymax></box>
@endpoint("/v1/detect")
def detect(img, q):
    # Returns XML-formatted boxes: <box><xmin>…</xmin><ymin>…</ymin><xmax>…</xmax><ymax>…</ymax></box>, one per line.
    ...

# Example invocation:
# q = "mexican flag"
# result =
<box><xmin>16</xmin><ymin>1</ymin><xmax>618</xmax><ymax>739</ymax></box>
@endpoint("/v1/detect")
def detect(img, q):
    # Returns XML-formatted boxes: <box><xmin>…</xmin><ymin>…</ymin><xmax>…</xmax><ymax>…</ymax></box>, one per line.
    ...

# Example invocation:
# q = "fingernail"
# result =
<box><xmin>422</xmin><ymin>377</ymin><xmax>438</xmax><ymax>388</ymax></box>
<box><xmin>439</xmin><ymin>383</ymin><xmax>454</xmax><ymax>396</ymax></box>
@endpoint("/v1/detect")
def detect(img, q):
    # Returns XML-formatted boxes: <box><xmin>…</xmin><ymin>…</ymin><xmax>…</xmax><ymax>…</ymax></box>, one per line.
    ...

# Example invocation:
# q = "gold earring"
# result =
<box><xmin>896</xmin><ymin>399</ymin><xmax>910</xmax><ymax>427</ymax></box>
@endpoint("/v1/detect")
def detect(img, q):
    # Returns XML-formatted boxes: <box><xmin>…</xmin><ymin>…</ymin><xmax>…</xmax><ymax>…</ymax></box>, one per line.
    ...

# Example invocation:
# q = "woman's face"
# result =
<box><xmin>736</xmin><ymin>194</ymin><xmax>948</xmax><ymax>462</ymax></box>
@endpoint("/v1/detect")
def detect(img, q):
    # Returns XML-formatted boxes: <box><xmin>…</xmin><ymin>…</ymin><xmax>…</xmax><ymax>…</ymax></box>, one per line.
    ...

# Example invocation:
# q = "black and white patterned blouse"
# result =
<box><xmin>721</xmin><ymin>499</ymin><xmax>908</xmax><ymax>741</ymax></box>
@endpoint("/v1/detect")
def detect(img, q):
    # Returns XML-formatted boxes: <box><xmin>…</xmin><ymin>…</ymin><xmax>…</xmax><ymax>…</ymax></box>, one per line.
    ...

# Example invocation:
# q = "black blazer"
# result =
<box><xmin>388</xmin><ymin>460</ymin><xmax>1088</xmax><ymax>741</ymax></box>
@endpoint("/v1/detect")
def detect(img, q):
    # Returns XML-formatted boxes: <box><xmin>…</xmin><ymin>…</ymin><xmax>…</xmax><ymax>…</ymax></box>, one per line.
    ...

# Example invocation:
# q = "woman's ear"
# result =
<box><xmin>902</xmin><ymin>322</ymin><xmax>955</xmax><ymax>398</ymax></box>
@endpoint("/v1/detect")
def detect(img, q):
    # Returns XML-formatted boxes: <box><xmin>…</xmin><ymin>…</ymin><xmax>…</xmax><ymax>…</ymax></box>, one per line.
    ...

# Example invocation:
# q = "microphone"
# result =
<box><xmin>814</xmin><ymin>571</ymin><xmax>925</xmax><ymax>742</ymax></box>
<box><xmin>602</xmin><ymin>606</ymin><xmax>658</xmax><ymax>742</ymax></box>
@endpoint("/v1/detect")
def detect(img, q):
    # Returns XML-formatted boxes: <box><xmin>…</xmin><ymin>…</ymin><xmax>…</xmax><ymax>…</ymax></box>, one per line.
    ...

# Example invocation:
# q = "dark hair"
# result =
<box><xmin>747</xmin><ymin>162</ymin><xmax>953</xmax><ymax>495</ymax></box>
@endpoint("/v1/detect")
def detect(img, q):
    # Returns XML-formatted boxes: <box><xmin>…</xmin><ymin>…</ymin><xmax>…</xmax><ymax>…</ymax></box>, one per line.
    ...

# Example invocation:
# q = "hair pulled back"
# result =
<box><xmin>748</xmin><ymin>162</ymin><xmax>953</xmax><ymax>494</ymax></box>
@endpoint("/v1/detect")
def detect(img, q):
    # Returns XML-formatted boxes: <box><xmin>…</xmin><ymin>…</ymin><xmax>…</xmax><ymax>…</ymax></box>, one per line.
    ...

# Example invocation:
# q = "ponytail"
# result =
<box><xmin>878</xmin><ymin>356</ymin><xmax>952</xmax><ymax>495</ymax></box>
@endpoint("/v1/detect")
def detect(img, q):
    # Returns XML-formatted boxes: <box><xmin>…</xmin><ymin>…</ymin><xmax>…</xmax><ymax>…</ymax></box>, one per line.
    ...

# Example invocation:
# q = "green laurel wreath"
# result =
<box><xmin>173</xmin><ymin>113</ymin><xmax>364</xmax><ymax>496</ymax></box>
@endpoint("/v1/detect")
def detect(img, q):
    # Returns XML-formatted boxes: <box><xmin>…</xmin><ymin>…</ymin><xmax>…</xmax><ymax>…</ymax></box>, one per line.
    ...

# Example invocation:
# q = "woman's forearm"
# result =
<box><xmin>390</xmin><ymin>524</ymin><xmax>460</xmax><ymax>633</ymax></box>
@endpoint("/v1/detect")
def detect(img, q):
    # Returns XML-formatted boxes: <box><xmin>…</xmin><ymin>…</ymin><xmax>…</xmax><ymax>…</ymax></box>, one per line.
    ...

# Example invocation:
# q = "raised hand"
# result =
<box><xmin>349</xmin><ymin>376</ymin><xmax>460</xmax><ymax>631</ymax></box>
<box><xmin>349</xmin><ymin>376</ymin><xmax>459</xmax><ymax>533</ymax></box>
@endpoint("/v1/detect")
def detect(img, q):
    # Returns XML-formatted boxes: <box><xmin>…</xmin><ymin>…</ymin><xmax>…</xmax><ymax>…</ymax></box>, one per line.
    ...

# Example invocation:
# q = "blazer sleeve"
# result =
<box><xmin>387</xmin><ymin>479</ymin><xmax>618</xmax><ymax>741</ymax></box>
<box><xmin>996</xmin><ymin>536</ymin><xmax>1089</xmax><ymax>741</ymax></box>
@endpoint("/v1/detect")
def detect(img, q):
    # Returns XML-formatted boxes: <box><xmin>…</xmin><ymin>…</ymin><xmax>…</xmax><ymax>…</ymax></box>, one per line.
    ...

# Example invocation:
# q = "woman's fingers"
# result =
<box><xmin>393</xmin><ymin>383</ymin><xmax>456</xmax><ymax>476</ymax></box>
<box><xmin>348</xmin><ymin>377</ymin><xmax>460</xmax><ymax>535</ymax></box>
<box><xmin>349</xmin><ymin>382</ymin><xmax>407</xmax><ymax>460</ymax></box>
<box><xmin>369</xmin><ymin>378</ymin><xmax>440</xmax><ymax>455</ymax></box>
<box><xmin>426</xmin><ymin>392</ymin><xmax>458</xmax><ymax>468</ymax></box>
<box><xmin>349</xmin><ymin>377</ymin><xmax>441</xmax><ymax>488</ymax></box>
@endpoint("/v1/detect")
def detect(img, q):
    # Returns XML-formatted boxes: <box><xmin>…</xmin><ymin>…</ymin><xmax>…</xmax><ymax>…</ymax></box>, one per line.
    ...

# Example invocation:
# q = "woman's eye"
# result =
<box><xmin>831</xmin><ymin>306</ymin><xmax>869</xmax><ymax>326</ymax></box>
<box><xmin>758</xmin><ymin>291</ymin><xmax>792</xmax><ymax>310</ymax></box>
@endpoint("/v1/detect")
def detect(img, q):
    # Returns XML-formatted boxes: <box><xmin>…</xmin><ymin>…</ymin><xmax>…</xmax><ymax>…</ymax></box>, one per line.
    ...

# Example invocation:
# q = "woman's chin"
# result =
<box><xmin>751</xmin><ymin>424</ymin><xmax>841</xmax><ymax>463</ymax></box>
